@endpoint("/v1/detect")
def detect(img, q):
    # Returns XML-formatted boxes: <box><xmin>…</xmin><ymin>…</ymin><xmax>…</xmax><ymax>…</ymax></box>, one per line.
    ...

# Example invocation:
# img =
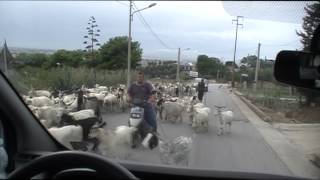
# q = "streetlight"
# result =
<box><xmin>127</xmin><ymin>1</ymin><xmax>157</xmax><ymax>87</ymax></box>
<box><xmin>176</xmin><ymin>48</ymin><xmax>190</xmax><ymax>82</ymax></box>
<box><xmin>176</xmin><ymin>47</ymin><xmax>190</xmax><ymax>97</ymax></box>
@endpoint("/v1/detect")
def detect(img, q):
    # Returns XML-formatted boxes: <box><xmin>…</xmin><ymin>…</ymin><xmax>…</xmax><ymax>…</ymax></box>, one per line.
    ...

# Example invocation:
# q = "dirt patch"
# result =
<box><xmin>240</xmin><ymin>90</ymin><xmax>320</xmax><ymax>124</ymax></box>
<box><xmin>290</xmin><ymin>107</ymin><xmax>320</xmax><ymax>123</ymax></box>
<box><xmin>253</xmin><ymin>103</ymin><xmax>320</xmax><ymax>124</ymax></box>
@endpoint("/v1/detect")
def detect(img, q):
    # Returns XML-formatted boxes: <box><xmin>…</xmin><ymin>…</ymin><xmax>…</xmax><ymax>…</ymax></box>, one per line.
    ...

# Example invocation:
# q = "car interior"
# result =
<box><xmin>0</xmin><ymin>1</ymin><xmax>319</xmax><ymax>180</ymax></box>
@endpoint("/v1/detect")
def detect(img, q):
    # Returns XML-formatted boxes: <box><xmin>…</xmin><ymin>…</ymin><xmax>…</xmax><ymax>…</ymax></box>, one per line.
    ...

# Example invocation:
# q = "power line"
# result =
<box><xmin>134</xmin><ymin>5</ymin><xmax>174</xmax><ymax>49</ymax></box>
<box><xmin>133</xmin><ymin>3</ymin><xmax>175</xmax><ymax>50</ymax></box>
<box><xmin>115</xmin><ymin>0</ymin><xmax>129</xmax><ymax>7</ymax></box>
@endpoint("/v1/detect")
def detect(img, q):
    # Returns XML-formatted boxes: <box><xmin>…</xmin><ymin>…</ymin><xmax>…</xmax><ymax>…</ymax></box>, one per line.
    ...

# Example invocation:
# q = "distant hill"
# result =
<box><xmin>8</xmin><ymin>47</ymin><xmax>57</xmax><ymax>56</ymax></box>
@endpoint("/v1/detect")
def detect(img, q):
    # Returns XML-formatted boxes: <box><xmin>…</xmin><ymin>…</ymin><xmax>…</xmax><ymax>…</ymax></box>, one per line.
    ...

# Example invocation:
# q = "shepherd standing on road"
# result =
<box><xmin>197</xmin><ymin>79</ymin><xmax>206</xmax><ymax>102</ymax></box>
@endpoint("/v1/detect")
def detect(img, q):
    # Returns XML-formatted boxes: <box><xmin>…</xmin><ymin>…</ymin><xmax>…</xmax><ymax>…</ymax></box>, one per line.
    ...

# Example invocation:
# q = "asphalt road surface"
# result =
<box><xmin>100</xmin><ymin>84</ymin><xmax>293</xmax><ymax>177</ymax></box>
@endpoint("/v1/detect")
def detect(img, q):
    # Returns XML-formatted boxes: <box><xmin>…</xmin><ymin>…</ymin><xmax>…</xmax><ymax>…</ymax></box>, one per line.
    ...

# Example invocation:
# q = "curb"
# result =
<box><xmin>230</xmin><ymin>91</ymin><xmax>320</xmax><ymax>179</ymax></box>
<box><xmin>234</xmin><ymin>90</ymin><xmax>272</xmax><ymax>122</ymax></box>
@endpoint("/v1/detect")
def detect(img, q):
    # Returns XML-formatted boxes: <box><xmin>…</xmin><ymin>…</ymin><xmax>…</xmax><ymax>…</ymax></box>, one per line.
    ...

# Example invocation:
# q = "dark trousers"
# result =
<box><xmin>198</xmin><ymin>91</ymin><xmax>204</xmax><ymax>102</ymax></box>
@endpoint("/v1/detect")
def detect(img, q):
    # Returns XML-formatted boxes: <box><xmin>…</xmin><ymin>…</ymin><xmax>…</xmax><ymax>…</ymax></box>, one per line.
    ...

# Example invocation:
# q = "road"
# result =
<box><xmin>100</xmin><ymin>83</ymin><xmax>293</xmax><ymax>177</ymax></box>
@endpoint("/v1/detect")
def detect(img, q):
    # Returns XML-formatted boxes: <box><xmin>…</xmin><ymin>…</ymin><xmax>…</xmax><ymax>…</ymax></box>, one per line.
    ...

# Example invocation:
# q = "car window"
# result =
<box><xmin>1</xmin><ymin>1</ymin><xmax>320</xmax><ymax>179</ymax></box>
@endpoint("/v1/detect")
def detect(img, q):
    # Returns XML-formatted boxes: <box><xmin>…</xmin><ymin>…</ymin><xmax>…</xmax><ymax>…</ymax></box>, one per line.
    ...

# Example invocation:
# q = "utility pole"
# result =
<box><xmin>231</xmin><ymin>16</ymin><xmax>243</xmax><ymax>88</ymax></box>
<box><xmin>176</xmin><ymin>47</ymin><xmax>181</xmax><ymax>83</ymax></box>
<box><xmin>254</xmin><ymin>43</ymin><xmax>261</xmax><ymax>91</ymax></box>
<box><xmin>127</xmin><ymin>0</ymin><xmax>133</xmax><ymax>88</ymax></box>
<box><xmin>176</xmin><ymin>47</ymin><xmax>181</xmax><ymax>97</ymax></box>
<box><xmin>217</xmin><ymin>57</ymin><xmax>224</xmax><ymax>82</ymax></box>
<box><xmin>216</xmin><ymin>61</ymin><xmax>220</xmax><ymax>80</ymax></box>
<box><xmin>176</xmin><ymin>47</ymin><xmax>190</xmax><ymax>96</ymax></box>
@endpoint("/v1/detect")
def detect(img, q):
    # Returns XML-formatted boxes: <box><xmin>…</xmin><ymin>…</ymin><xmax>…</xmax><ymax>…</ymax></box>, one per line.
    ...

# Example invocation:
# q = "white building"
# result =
<box><xmin>180</xmin><ymin>62</ymin><xmax>194</xmax><ymax>71</ymax></box>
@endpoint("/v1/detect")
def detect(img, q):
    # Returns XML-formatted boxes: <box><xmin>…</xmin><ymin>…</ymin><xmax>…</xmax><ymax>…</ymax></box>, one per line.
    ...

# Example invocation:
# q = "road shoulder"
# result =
<box><xmin>230</xmin><ymin>91</ymin><xmax>320</xmax><ymax>179</ymax></box>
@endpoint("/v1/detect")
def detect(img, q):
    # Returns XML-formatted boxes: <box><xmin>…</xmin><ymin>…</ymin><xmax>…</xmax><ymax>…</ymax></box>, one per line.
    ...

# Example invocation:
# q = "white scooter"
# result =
<box><xmin>128</xmin><ymin>98</ymin><xmax>158</xmax><ymax>150</ymax></box>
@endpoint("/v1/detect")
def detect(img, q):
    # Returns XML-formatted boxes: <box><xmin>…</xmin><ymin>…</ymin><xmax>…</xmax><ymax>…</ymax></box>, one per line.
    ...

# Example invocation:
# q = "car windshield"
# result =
<box><xmin>1</xmin><ymin>1</ymin><xmax>320</xmax><ymax>179</ymax></box>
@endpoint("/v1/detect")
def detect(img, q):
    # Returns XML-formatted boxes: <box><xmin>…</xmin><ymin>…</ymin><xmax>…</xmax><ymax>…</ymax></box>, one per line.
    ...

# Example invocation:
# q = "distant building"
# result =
<box><xmin>9</xmin><ymin>47</ymin><xmax>56</xmax><ymax>55</ymax></box>
<box><xmin>180</xmin><ymin>62</ymin><xmax>194</xmax><ymax>71</ymax></box>
<box><xmin>264</xmin><ymin>59</ymin><xmax>275</xmax><ymax>65</ymax></box>
<box><xmin>139</xmin><ymin>59</ymin><xmax>161</xmax><ymax>67</ymax></box>
<box><xmin>139</xmin><ymin>59</ymin><xmax>176</xmax><ymax>67</ymax></box>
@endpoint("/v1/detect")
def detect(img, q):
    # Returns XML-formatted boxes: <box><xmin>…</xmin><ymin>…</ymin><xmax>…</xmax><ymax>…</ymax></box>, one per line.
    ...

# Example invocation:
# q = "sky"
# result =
<box><xmin>0</xmin><ymin>1</ymin><xmax>313</xmax><ymax>63</ymax></box>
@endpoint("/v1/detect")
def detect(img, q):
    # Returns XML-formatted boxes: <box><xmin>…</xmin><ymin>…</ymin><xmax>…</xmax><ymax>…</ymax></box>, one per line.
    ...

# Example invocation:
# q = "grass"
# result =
<box><xmin>7</xmin><ymin>66</ymin><xmax>137</xmax><ymax>95</ymax></box>
<box><xmin>7</xmin><ymin>66</ymin><xmax>196</xmax><ymax>96</ymax></box>
<box><xmin>239</xmin><ymin>82</ymin><xmax>297</xmax><ymax>98</ymax></box>
<box><xmin>237</xmin><ymin>81</ymin><xmax>301</xmax><ymax>111</ymax></box>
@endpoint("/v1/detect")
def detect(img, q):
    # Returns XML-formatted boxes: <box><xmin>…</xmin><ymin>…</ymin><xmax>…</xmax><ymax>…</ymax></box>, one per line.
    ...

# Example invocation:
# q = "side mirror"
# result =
<box><xmin>274</xmin><ymin>50</ymin><xmax>320</xmax><ymax>90</ymax></box>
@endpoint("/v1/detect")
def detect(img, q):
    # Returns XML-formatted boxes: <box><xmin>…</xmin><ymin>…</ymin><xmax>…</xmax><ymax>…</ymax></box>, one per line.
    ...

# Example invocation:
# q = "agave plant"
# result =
<box><xmin>83</xmin><ymin>16</ymin><xmax>101</xmax><ymax>54</ymax></box>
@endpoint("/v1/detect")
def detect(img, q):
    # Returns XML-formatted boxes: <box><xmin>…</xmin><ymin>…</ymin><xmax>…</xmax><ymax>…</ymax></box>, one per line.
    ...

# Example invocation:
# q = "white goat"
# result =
<box><xmin>25</xmin><ymin>96</ymin><xmax>54</xmax><ymax>107</ymax></box>
<box><xmin>62</xmin><ymin>94</ymin><xmax>77</xmax><ymax>106</ymax></box>
<box><xmin>190</xmin><ymin>87</ymin><xmax>197</xmax><ymax>96</ymax></box>
<box><xmin>119</xmin><ymin>84</ymin><xmax>126</xmax><ymax>89</ymax></box>
<box><xmin>95</xmin><ymin>86</ymin><xmax>108</xmax><ymax>93</ymax></box>
<box><xmin>29</xmin><ymin>90</ymin><xmax>51</xmax><ymax>98</ymax></box>
<box><xmin>216</xmin><ymin>110</ymin><xmax>234</xmax><ymax>135</ymax></box>
<box><xmin>159</xmin><ymin>136</ymin><xmax>193</xmax><ymax>166</ymax></box>
<box><xmin>36</xmin><ymin>106</ymin><xmax>65</xmax><ymax>127</ymax></box>
<box><xmin>188</xmin><ymin>103</ymin><xmax>211</xmax><ymax>133</ymax></box>
<box><xmin>67</xmin><ymin>109</ymin><xmax>96</xmax><ymax>121</ymax></box>
<box><xmin>161</xmin><ymin>101</ymin><xmax>186</xmax><ymax>123</ymax></box>
<box><xmin>116</xmin><ymin>90</ymin><xmax>128</xmax><ymax>112</ymax></box>
<box><xmin>90</xmin><ymin>126</ymin><xmax>137</xmax><ymax>159</ymax></box>
<box><xmin>28</xmin><ymin>104</ymin><xmax>39</xmax><ymax>113</ymax></box>
<box><xmin>87</xmin><ymin>92</ymin><xmax>107</xmax><ymax>102</ymax></box>
<box><xmin>22</xmin><ymin>95</ymin><xmax>30</xmax><ymax>101</ymax></box>
<box><xmin>40</xmin><ymin>119</ymin><xmax>51</xmax><ymax>129</ymax></box>
<box><xmin>48</xmin><ymin>125</ymin><xmax>83</xmax><ymax>150</ymax></box>
<box><xmin>103</xmin><ymin>94</ymin><xmax>118</xmax><ymax>112</ymax></box>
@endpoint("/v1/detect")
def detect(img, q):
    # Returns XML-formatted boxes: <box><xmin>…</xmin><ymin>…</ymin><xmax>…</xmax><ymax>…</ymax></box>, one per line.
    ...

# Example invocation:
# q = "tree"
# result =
<box><xmin>225</xmin><ymin>61</ymin><xmax>238</xmax><ymax>68</ymax></box>
<box><xmin>296</xmin><ymin>2</ymin><xmax>320</xmax><ymax>51</ymax></box>
<box><xmin>296</xmin><ymin>2</ymin><xmax>320</xmax><ymax>106</ymax></box>
<box><xmin>196</xmin><ymin>55</ymin><xmax>223</xmax><ymax>78</ymax></box>
<box><xmin>99</xmin><ymin>36</ymin><xmax>142</xmax><ymax>70</ymax></box>
<box><xmin>196</xmin><ymin>55</ymin><xmax>210</xmax><ymax>75</ymax></box>
<box><xmin>50</xmin><ymin>50</ymin><xmax>84</xmax><ymax>68</ymax></box>
<box><xmin>240</xmin><ymin>55</ymin><xmax>257</xmax><ymax>67</ymax></box>
<box><xmin>82</xmin><ymin>50</ymin><xmax>101</xmax><ymax>68</ymax></box>
<box><xmin>239</xmin><ymin>55</ymin><xmax>275</xmax><ymax>83</ymax></box>
<box><xmin>14</xmin><ymin>53</ymin><xmax>49</xmax><ymax>68</ymax></box>
<box><xmin>142</xmin><ymin>64</ymin><xmax>176</xmax><ymax>79</ymax></box>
